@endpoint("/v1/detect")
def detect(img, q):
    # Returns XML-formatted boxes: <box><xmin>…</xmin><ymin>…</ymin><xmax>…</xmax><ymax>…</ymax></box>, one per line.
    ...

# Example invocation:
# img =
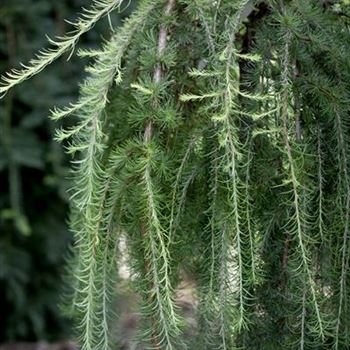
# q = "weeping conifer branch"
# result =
<box><xmin>47</xmin><ymin>2</ymin><xmax>157</xmax><ymax>349</ymax></box>
<box><xmin>142</xmin><ymin>155</ymin><xmax>181</xmax><ymax>349</ymax></box>
<box><xmin>168</xmin><ymin>137</ymin><xmax>196</xmax><ymax>240</ymax></box>
<box><xmin>316</xmin><ymin>124</ymin><xmax>324</xmax><ymax>243</ymax></box>
<box><xmin>137</xmin><ymin>1</ymin><xmax>183</xmax><ymax>348</ymax></box>
<box><xmin>333</xmin><ymin>108</ymin><xmax>350</xmax><ymax>350</ymax></box>
<box><xmin>0</xmin><ymin>0</ymin><xmax>126</xmax><ymax>98</ymax></box>
<box><xmin>2</xmin><ymin>0</ymin><xmax>350</xmax><ymax>349</ymax></box>
<box><xmin>243</xmin><ymin>140</ymin><xmax>257</xmax><ymax>285</ymax></box>
<box><xmin>279</xmin><ymin>29</ymin><xmax>324</xmax><ymax>343</ymax></box>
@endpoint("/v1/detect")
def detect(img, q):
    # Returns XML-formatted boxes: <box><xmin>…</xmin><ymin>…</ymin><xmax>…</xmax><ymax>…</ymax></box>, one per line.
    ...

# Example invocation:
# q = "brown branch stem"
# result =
<box><xmin>143</xmin><ymin>0</ymin><xmax>176</xmax><ymax>143</ymax></box>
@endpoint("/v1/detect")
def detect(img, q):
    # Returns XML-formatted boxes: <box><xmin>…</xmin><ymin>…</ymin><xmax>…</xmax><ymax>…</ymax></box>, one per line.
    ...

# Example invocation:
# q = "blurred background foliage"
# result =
<box><xmin>0</xmin><ymin>0</ymin><xmax>133</xmax><ymax>343</ymax></box>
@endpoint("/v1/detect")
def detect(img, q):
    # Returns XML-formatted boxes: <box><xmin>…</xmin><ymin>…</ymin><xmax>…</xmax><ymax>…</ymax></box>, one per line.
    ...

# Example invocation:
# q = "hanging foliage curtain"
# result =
<box><xmin>1</xmin><ymin>0</ymin><xmax>350</xmax><ymax>349</ymax></box>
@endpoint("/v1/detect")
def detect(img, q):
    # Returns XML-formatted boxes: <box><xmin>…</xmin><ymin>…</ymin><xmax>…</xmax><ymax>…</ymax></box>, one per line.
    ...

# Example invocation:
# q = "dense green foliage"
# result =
<box><xmin>2</xmin><ymin>0</ymin><xmax>350</xmax><ymax>349</ymax></box>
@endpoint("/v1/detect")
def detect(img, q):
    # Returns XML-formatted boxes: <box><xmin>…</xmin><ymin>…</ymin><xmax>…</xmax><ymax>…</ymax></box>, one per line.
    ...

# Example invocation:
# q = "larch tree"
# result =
<box><xmin>1</xmin><ymin>0</ymin><xmax>350</xmax><ymax>349</ymax></box>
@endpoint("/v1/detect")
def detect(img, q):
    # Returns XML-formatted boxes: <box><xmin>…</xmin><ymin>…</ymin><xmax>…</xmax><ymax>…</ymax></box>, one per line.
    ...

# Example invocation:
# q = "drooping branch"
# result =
<box><xmin>334</xmin><ymin>109</ymin><xmax>350</xmax><ymax>350</ymax></box>
<box><xmin>0</xmin><ymin>0</ymin><xmax>126</xmax><ymax>98</ymax></box>
<box><xmin>280</xmin><ymin>30</ymin><xmax>324</xmax><ymax>343</ymax></box>
<box><xmin>140</xmin><ymin>1</ymin><xmax>180</xmax><ymax>349</ymax></box>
